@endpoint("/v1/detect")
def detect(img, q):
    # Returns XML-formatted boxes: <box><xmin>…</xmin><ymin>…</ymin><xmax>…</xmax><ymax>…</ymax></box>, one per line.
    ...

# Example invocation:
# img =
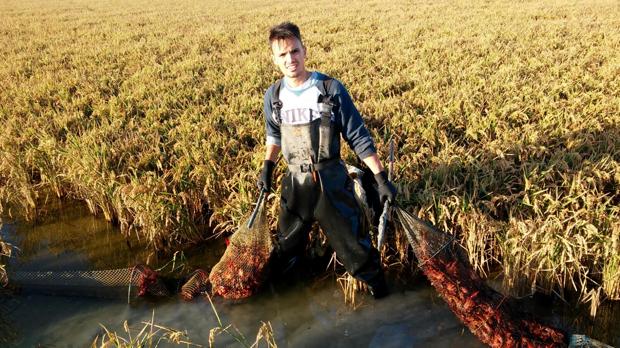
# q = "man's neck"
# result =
<box><xmin>286</xmin><ymin>71</ymin><xmax>311</xmax><ymax>88</ymax></box>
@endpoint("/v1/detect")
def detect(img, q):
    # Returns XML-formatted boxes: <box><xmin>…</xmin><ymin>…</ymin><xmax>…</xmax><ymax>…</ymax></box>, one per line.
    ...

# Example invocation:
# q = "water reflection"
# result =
<box><xmin>1</xmin><ymin>203</ymin><xmax>148</xmax><ymax>271</ymax></box>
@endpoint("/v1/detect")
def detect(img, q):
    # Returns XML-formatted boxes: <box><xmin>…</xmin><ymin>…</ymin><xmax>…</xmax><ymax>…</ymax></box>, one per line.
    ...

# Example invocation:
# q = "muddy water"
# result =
<box><xmin>4</xmin><ymin>280</ymin><xmax>485</xmax><ymax>347</ymax></box>
<box><xmin>0</xmin><ymin>207</ymin><xmax>149</xmax><ymax>272</ymax></box>
<box><xmin>0</xmin><ymin>205</ymin><xmax>618</xmax><ymax>347</ymax></box>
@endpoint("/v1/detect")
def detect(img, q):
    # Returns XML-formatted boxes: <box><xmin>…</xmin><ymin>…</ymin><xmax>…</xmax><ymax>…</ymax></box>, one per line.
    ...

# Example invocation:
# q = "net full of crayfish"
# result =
<box><xmin>395</xmin><ymin>207</ymin><xmax>568</xmax><ymax>348</ymax></box>
<box><xmin>208</xmin><ymin>199</ymin><xmax>273</xmax><ymax>300</ymax></box>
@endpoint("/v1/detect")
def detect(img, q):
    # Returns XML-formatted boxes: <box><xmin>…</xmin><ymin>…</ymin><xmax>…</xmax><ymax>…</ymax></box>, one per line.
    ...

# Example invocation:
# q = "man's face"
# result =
<box><xmin>271</xmin><ymin>37</ymin><xmax>307</xmax><ymax>80</ymax></box>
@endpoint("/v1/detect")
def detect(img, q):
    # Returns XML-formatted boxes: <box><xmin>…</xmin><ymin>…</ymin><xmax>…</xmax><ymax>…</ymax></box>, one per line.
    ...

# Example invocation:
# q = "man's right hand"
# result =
<box><xmin>257</xmin><ymin>160</ymin><xmax>276</xmax><ymax>192</ymax></box>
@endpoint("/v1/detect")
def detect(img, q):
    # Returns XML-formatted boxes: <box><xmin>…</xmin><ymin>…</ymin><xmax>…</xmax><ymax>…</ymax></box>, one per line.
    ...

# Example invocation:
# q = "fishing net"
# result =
<box><xmin>6</xmin><ymin>264</ymin><xmax>169</xmax><ymax>299</ymax></box>
<box><xmin>395</xmin><ymin>206</ymin><xmax>568</xmax><ymax>348</ymax></box>
<box><xmin>209</xmin><ymin>196</ymin><xmax>273</xmax><ymax>300</ymax></box>
<box><xmin>180</xmin><ymin>268</ymin><xmax>209</xmax><ymax>301</ymax></box>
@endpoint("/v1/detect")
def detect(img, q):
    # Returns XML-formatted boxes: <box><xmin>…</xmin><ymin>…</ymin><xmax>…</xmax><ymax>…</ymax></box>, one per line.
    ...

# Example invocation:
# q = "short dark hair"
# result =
<box><xmin>268</xmin><ymin>22</ymin><xmax>303</xmax><ymax>46</ymax></box>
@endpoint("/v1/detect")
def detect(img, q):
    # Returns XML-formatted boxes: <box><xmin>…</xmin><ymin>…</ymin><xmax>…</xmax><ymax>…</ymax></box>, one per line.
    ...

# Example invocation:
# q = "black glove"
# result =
<box><xmin>257</xmin><ymin>160</ymin><xmax>276</xmax><ymax>192</ymax></box>
<box><xmin>374</xmin><ymin>171</ymin><xmax>397</xmax><ymax>205</ymax></box>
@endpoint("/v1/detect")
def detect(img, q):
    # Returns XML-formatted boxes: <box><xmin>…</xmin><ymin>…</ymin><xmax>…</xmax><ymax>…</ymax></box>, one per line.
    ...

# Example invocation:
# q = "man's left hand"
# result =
<box><xmin>375</xmin><ymin>171</ymin><xmax>397</xmax><ymax>205</ymax></box>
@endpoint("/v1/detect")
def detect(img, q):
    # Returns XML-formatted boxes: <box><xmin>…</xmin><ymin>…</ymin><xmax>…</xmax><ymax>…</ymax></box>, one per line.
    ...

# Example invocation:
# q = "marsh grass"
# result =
<box><xmin>205</xmin><ymin>294</ymin><xmax>277</xmax><ymax>348</ymax></box>
<box><xmin>93</xmin><ymin>310</ymin><xmax>201</xmax><ymax>347</ymax></box>
<box><xmin>327</xmin><ymin>249</ymin><xmax>371</xmax><ymax>309</ymax></box>
<box><xmin>0</xmin><ymin>0</ymin><xmax>618</xmax><ymax>311</ymax></box>
<box><xmin>93</xmin><ymin>305</ymin><xmax>276</xmax><ymax>347</ymax></box>
<box><xmin>0</xmin><ymin>231</ymin><xmax>12</xmax><ymax>288</ymax></box>
<box><xmin>337</xmin><ymin>272</ymin><xmax>368</xmax><ymax>310</ymax></box>
<box><xmin>0</xmin><ymin>230</ymin><xmax>17</xmax><ymax>345</ymax></box>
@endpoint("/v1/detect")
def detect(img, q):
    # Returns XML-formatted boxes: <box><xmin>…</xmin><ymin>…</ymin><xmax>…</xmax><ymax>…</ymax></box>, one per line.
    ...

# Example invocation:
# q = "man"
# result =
<box><xmin>257</xmin><ymin>22</ymin><xmax>396</xmax><ymax>299</ymax></box>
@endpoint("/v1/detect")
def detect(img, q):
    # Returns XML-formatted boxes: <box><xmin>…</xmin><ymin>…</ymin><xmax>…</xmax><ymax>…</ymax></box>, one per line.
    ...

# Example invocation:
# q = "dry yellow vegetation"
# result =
<box><xmin>0</xmin><ymin>0</ymin><xmax>618</xmax><ymax>311</ymax></box>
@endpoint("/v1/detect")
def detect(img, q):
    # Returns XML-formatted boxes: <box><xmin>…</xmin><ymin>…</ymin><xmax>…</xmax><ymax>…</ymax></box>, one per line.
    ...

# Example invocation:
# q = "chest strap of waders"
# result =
<box><xmin>271</xmin><ymin>77</ymin><xmax>339</xmax><ymax>171</ymax></box>
<box><xmin>270</xmin><ymin>77</ymin><xmax>337</xmax><ymax>128</ymax></box>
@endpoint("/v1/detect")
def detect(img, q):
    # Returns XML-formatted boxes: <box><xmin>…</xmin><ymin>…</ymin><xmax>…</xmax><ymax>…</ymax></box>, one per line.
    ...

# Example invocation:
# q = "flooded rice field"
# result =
<box><xmin>0</xmin><ymin>204</ymin><xmax>618</xmax><ymax>347</ymax></box>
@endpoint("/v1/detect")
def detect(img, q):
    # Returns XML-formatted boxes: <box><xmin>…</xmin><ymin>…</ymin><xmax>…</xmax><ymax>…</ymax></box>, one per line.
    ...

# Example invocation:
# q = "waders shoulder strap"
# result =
<box><xmin>318</xmin><ymin>78</ymin><xmax>333</xmax><ymax>99</ymax></box>
<box><xmin>317</xmin><ymin>78</ymin><xmax>338</xmax><ymax>162</ymax></box>
<box><xmin>271</xmin><ymin>79</ymin><xmax>283</xmax><ymax>124</ymax></box>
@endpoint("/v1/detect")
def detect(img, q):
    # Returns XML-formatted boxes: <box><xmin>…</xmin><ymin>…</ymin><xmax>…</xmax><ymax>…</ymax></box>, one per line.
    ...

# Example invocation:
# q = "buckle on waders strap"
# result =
<box><xmin>308</xmin><ymin>156</ymin><xmax>318</xmax><ymax>183</ymax></box>
<box><xmin>299</xmin><ymin>163</ymin><xmax>314</xmax><ymax>173</ymax></box>
<box><xmin>285</xmin><ymin>162</ymin><xmax>318</xmax><ymax>182</ymax></box>
<box><xmin>288</xmin><ymin>162</ymin><xmax>317</xmax><ymax>182</ymax></box>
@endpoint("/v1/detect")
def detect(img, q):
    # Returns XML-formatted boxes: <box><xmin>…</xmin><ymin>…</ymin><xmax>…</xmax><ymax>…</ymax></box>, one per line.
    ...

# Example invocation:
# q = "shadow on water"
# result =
<box><xmin>1</xmin><ymin>279</ymin><xmax>486</xmax><ymax>347</ymax></box>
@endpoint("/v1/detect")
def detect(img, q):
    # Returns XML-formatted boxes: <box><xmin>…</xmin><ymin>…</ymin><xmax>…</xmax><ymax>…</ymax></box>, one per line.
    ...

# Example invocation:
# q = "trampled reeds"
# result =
<box><xmin>0</xmin><ymin>0</ymin><xmax>618</xmax><ymax>312</ymax></box>
<box><xmin>0</xmin><ymin>231</ymin><xmax>11</xmax><ymax>288</ymax></box>
<box><xmin>205</xmin><ymin>294</ymin><xmax>277</xmax><ymax>348</ymax></box>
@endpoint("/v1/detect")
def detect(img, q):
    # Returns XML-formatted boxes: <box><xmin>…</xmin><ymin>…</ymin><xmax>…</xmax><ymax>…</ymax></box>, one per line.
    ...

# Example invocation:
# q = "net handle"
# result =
<box><xmin>377</xmin><ymin>137</ymin><xmax>395</xmax><ymax>249</ymax></box>
<box><xmin>247</xmin><ymin>189</ymin><xmax>267</xmax><ymax>228</ymax></box>
<box><xmin>394</xmin><ymin>205</ymin><xmax>456</xmax><ymax>266</ymax></box>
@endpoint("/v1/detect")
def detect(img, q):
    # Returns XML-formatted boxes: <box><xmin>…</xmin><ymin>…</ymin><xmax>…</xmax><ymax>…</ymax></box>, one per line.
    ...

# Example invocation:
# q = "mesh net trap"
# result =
<box><xmin>395</xmin><ymin>206</ymin><xmax>571</xmax><ymax>347</ymax></box>
<box><xmin>207</xmin><ymin>190</ymin><xmax>273</xmax><ymax>300</ymax></box>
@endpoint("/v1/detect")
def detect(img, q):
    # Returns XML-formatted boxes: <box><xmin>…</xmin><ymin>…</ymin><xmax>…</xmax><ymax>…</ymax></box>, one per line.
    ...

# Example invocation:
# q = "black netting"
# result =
<box><xmin>7</xmin><ymin>265</ymin><xmax>169</xmax><ymax>299</ymax></box>
<box><xmin>180</xmin><ymin>268</ymin><xmax>209</xmax><ymax>301</ymax></box>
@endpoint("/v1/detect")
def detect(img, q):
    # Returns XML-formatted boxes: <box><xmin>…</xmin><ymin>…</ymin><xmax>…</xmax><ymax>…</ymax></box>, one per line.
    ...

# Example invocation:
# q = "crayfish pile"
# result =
<box><xmin>422</xmin><ymin>254</ymin><xmax>566</xmax><ymax>347</ymax></box>
<box><xmin>208</xmin><ymin>201</ymin><xmax>273</xmax><ymax>300</ymax></box>
<box><xmin>132</xmin><ymin>264</ymin><xmax>170</xmax><ymax>297</ymax></box>
<box><xmin>179</xmin><ymin>198</ymin><xmax>272</xmax><ymax>301</ymax></box>
<box><xmin>395</xmin><ymin>207</ymin><xmax>568</xmax><ymax>348</ymax></box>
<box><xmin>209</xmin><ymin>243</ymin><xmax>272</xmax><ymax>299</ymax></box>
